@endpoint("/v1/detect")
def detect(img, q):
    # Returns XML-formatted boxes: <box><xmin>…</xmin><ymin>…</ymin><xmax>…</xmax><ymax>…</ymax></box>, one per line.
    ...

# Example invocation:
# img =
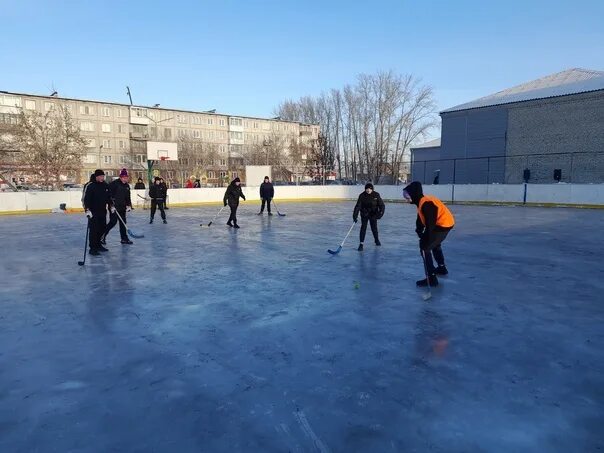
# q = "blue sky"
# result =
<box><xmin>2</xmin><ymin>0</ymin><xmax>603</xmax><ymax>122</ymax></box>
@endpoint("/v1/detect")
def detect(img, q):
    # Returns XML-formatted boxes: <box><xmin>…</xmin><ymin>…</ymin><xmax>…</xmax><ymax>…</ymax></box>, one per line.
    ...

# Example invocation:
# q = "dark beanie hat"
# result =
<box><xmin>233</xmin><ymin>177</ymin><xmax>241</xmax><ymax>183</ymax></box>
<box><xmin>94</xmin><ymin>169</ymin><xmax>105</xmax><ymax>177</ymax></box>
<box><xmin>264</xmin><ymin>176</ymin><xmax>270</xmax><ymax>180</ymax></box>
<box><xmin>154</xmin><ymin>176</ymin><xmax>161</xmax><ymax>181</ymax></box>
<box><xmin>365</xmin><ymin>182</ymin><xmax>374</xmax><ymax>190</ymax></box>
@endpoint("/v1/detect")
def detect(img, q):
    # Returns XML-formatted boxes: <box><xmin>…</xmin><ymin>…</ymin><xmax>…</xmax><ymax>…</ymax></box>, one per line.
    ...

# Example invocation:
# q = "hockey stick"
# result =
<box><xmin>327</xmin><ymin>221</ymin><xmax>356</xmax><ymax>255</ymax></box>
<box><xmin>114</xmin><ymin>209</ymin><xmax>145</xmax><ymax>239</ymax></box>
<box><xmin>201</xmin><ymin>205</ymin><xmax>226</xmax><ymax>227</ymax></box>
<box><xmin>78</xmin><ymin>219</ymin><xmax>90</xmax><ymax>266</ymax></box>
<box><xmin>420</xmin><ymin>248</ymin><xmax>432</xmax><ymax>301</ymax></box>
<box><xmin>272</xmin><ymin>200</ymin><xmax>286</xmax><ymax>217</ymax></box>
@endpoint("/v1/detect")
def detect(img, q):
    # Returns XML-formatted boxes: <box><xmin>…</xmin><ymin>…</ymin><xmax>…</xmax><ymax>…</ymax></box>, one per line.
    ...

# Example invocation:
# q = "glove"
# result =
<box><xmin>377</xmin><ymin>212</ymin><xmax>384</xmax><ymax>220</ymax></box>
<box><xmin>110</xmin><ymin>207</ymin><xmax>116</xmax><ymax>214</ymax></box>
<box><xmin>85</xmin><ymin>210</ymin><xmax>92</xmax><ymax>219</ymax></box>
<box><xmin>353</xmin><ymin>216</ymin><xmax>358</xmax><ymax>223</ymax></box>
<box><xmin>415</xmin><ymin>227</ymin><xmax>424</xmax><ymax>238</ymax></box>
<box><xmin>224</xmin><ymin>202</ymin><xmax>227</xmax><ymax>207</ymax></box>
<box><xmin>126</xmin><ymin>206</ymin><xmax>132</xmax><ymax>212</ymax></box>
<box><xmin>242</xmin><ymin>196</ymin><xmax>246</xmax><ymax>201</ymax></box>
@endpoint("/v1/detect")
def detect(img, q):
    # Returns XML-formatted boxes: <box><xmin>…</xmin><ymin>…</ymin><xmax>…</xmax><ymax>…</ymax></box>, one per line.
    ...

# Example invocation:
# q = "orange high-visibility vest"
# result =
<box><xmin>418</xmin><ymin>195</ymin><xmax>455</xmax><ymax>228</ymax></box>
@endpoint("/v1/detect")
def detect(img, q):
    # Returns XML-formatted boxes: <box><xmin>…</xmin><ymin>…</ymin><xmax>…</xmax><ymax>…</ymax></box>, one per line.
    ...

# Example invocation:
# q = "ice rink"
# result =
<box><xmin>0</xmin><ymin>201</ymin><xmax>602</xmax><ymax>452</ymax></box>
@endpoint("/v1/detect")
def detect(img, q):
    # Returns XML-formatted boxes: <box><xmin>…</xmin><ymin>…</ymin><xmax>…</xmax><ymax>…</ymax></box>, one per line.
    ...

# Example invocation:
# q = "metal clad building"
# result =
<box><xmin>411</xmin><ymin>68</ymin><xmax>604</xmax><ymax>184</ymax></box>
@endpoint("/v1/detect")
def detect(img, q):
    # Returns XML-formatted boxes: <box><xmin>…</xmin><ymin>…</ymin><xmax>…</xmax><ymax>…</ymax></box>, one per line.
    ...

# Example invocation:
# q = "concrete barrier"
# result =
<box><xmin>1</xmin><ymin>184</ymin><xmax>602</xmax><ymax>214</ymax></box>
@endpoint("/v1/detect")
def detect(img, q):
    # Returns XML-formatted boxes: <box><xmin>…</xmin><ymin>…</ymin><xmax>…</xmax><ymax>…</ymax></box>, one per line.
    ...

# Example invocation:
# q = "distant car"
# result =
<box><xmin>325</xmin><ymin>180</ymin><xmax>341</xmax><ymax>185</ymax></box>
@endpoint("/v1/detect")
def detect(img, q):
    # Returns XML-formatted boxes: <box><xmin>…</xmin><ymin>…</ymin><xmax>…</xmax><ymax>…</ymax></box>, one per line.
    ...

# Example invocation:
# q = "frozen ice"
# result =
<box><xmin>0</xmin><ymin>202</ymin><xmax>603</xmax><ymax>451</ymax></box>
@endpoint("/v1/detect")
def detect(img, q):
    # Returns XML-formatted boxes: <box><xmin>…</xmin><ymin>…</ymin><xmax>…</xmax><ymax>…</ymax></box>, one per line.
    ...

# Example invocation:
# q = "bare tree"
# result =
<box><xmin>274</xmin><ymin>70</ymin><xmax>437</xmax><ymax>184</ymax></box>
<box><xmin>2</xmin><ymin>106</ymin><xmax>87</xmax><ymax>190</ymax></box>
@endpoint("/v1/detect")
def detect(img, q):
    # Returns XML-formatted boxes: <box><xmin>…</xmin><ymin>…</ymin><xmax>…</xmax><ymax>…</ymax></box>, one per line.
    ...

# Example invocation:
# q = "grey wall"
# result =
<box><xmin>505</xmin><ymin>91</ymin><xmax>604</xmax><ymax>183</ymax></box>
<box><xmin>411</xmin><ymin>146</ymin><xmax>442</xmax><ymax>183</ymax></box>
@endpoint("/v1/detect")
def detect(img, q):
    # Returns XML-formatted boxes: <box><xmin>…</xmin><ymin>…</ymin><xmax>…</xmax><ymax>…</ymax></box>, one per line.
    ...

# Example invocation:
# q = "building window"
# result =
<box><xmin>118</xmin><ymin>124</ymin><xmax>125</xmax><ymax>134</ymax></box>
<box><xmin>25</xmin><ymin>100</ymin><xmax>36</xmax><ymax>110</ymax></box>
<box><xmin>119</xmin><ymin>140</ymin><xmax>126</xmax><ymax>149</ymax></box>
<box><xmin>219</xmin><ymin>145</ymin><xmax>226</xmax><ymax>153</ymax></box>
<box><xmin>178</xmin><ymin>129</ymin><xmax>186</xmax><ymax>138</ymax></box>
<box><xmin>102</xmin><ymin>123</ymin><xmax>111</xmax><ymax>133</ymax></box>
<box><xmin>45</xmin><ymin>102</ymin><xmax>55</xmax><ymax>112</ymax></box>
<box><xmin>230</xmin><ymin>131</ymin><xmax>243</xmax><ymax>140</ymax></box>
<box><xmin>135</xmin><ymin>154</ymin><xmax>145</xmax><ymax>164</ymax></box>
<box><xmin>220</xmin><ymin>159</ymin><xmax>227</xmax><ymax>166</ymax></box>
<box><xmin>262</xmin><ymin>123</ymin><xmax>270</xmax><ymax>130</ymax></box>
<box><xmin>105</xmin><ymin>170</ymin><xmax>114</xmax><ymax>177</ymax></box>
<box><xmin>0</xmin><ymin>95</ymin><xmax>22</xmax><ymax>107</ymax></box>
<box><xmin>119</xmin><ymin>155</ymin><xmax>127</xmax><ymax>164</ymax></box>
<box><xmin>219</xmin><ymin>119</ymin><xmax>225</xmax><ymax>126</ymax></box>
<box><xmin>116</xmin><ymin>109</ymin><xmax>123</xmax><ymax>118</ymax></box>
<box><xmin>208</xmin><ymin>171</ymin><xmax>215</xmax><ymax>179</ymax></box>
<box><xmin>0</xmin><ymin>113</ymin><xmax>18</xmax><ymax>125</ymax></box>
<box><xmin>103</xmin><ymin>139</ymin><xmax>112</xmax><ymax>149</ymax></box>
<box><xmin>167</xmin><ymin>171</ymin><xmax>174</xmax><ymax>179</ymax></box>
<box><xmin>253</xmin><ymin>122</ymin><xmax>259</xmax><ymax>129</ymax></box>
<box><xmin>229</xmin><ymin>118</ymin><xmax>242</xmax><ymax>126</ymax></box>
<box><xmin>84</xmin><ymin>154</ymin><xmax>98</xmax><ymax>164</ymax></box>
<box><xmin>164</xmin><ymin>128</ymin><xmax>172</xmax><ymax>139</ymax></box>
<box><xmin>102</xmin><ymin>107</ymin><xmax>111</xmax><ymax>117</ymax></box>
<box><xmin>80</xmin><ymin>122</ymin><xmax>95</xmax><ymax>132</ymax></box>
<box><xmin>80</xmin><ymin>105</ymin><xmax>94</xmax><ymax>115</ymax></box>
<box><xmin>104</xmin><ymin>155</ymin><xmax>112</xmax><ymax>164</ymax></box>
<box><xmin>232</xmin><ymin>171</ymin><xmax>238</xmax><ymax>179</ymax></box>
<box><xmin>193</xmin><ymin>130</ymin><xmax>201</xmax><ymax>139</ymax></box>
<box><xmin>219</xmin><ymin>171</ymin><xmax>227</xmax><ymax>178</ymax></box>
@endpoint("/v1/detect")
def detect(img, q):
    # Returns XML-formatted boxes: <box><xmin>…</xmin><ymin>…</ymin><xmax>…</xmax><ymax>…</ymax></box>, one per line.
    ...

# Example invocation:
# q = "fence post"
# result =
<box><xmin>423</xmin><ymin>162</ymin><xmax>426</xmax><ymax>184</ymax></box>
<box><xmin>487</xmin><ymin>157</ymin><xmax>490</xmax><ymax>184</ymax></box>
<box><xmin>570</xmin><ymin>152</ymin><xmax>574</xmax><ymax>183</ymax></box>
<box><xmin>452</xmin><ymin>159</ymin><xmax>456</xmax><ymax>204</ymax></box>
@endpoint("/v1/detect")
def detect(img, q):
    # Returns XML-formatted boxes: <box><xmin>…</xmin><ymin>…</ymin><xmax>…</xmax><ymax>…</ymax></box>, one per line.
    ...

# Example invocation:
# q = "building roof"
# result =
<box><xmin>441</xmin><ymin>68</ymin><xmax>604</xmax><ymax>113</ymax></box>
<box><xmin>410</xmin><ymin>138</ymin><xmax>441</xmax><ymax>149</ymax></box>
<box><xmin>0</xmin><ymin>90</ymin><xmax>317</xmax><ymax>126</ymax></box>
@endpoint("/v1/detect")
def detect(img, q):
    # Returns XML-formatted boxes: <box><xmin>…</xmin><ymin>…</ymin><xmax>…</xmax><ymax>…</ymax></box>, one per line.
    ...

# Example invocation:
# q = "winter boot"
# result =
<box><xmin>434</xmin><ymin>265</ymin><xmax>448</xmax><ymax>276</ymax></box>
<box><xmin>416</xmin><ymin>275</ymin><xmax>438</xmax><ymax>287</ymax></box>
<box><xmin>357</xmin><ymin>243</ymin><xmax>364</xmax><ymax>251</ymax></box>
<box><xmin>163</xmin><ymin>219</ymin><xmax>167</xmax><ymax>224</ymax></box>
<box><xmin>268</xmin><ymin>212</ymin><xmax>273</xmax><ymax>216</ymax></box>
<box><xmin>233</xmin><ymin>223</ymin><xmax>240</xmax><ymax>229</ymax></box>
<box><xmin>375</xmin><ymin>240</ymin><xmax>381</xmax><ymax>246</ymax></box>
<box><xmin>98</xmin><ymin>245</ymin><xmax>109</xmax><ymax>252</ymax></box>
<box><xmin>121</xmin><ymin>239</ymin><xmax>133</xmax><ymax>245</ymax></box>
<box><xmin>227</xmin><ymin>221</ymin><xmax>233</xmax><ymax>227</ymax></box>
<box><xmin>100</xmin><ymin>235</ymin><xmax>107</xmax><ymax>245</ymax></box>
<box><xmin>89</xmin><ymin>249</ymin><xmax>100</xmax><ymax>256</ymax></box>
<box><xmin>149</xmin><ymin>219</ymin><xmax>153</xmax><ymax>224</ymax></box>
<box><xmin>257</xmin><ymin>212</ymin><xmax>262</xmax><ymax>215</ymax></box>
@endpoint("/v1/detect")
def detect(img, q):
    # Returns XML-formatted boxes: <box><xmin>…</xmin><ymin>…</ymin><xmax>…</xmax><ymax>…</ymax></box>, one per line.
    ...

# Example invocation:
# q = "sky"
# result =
<box><xmin>2</xmin><ymin>0</ymin><xmax>603</xmax><ymax>130</ymax></box>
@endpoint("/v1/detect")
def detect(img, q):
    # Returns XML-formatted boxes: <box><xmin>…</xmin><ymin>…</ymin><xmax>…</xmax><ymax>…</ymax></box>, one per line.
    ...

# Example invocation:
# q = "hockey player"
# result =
<box><xmin>403</xmin><ymin>181</ymin><xmax>455</xmax><ymax>287</ymax></box>
<box><xmin>149</xmin><ymin>177</ymin><xmax>167</xmax><ymax>224</ymax></box>
<box><xmin>83</xmin><ymin>169</ymin><xmax>111</xmax><ymax>256</ymax></box>
<box><xmin>223</xmin><ymin>177</ymin><xmax>246</xmax><ymax>228</ymax></box>
<box><xmin>103</xmin><ymin>168</ymin><xmax>133</xmax><ymax>244</ymax></box>
<box><xmin>258</xmin><ymin>176</ymin><xmax>274</xmax><ymax>215</ymax></box>
<box><xmin>353</xmin><ymin>183</ymin><xmax>385</xmax><ymax>251</ymax></box>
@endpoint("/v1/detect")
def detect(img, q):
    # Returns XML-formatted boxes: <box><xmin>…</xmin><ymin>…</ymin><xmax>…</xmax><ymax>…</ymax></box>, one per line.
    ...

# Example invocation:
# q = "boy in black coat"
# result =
<box><xmin>149</xmin><ymin>177</ymin><xmax>167</xmax><ymax>224</ymax></box>
<box><xmin>83</xmin><ymin>169</ymin><xmax>111</xmax><ymax>256</ymax></box>
<box><xmin>103</xmin><ymin>168</ymin><xmax>133</xmax><ymax>244</ymax></box>
<box><xmin>258</xmin><ymin>176</ymin><xmax>274</xmax><ymax>215</ymax></box>
<box><xmin>223</xmin><ymin>177</ymin><xmax>246</xmax><ymax>228</ymax></box>
<box><xmin>353</xmin><ymin>183</ymin><xmax>385</xmax><ymax>251</ymax></box>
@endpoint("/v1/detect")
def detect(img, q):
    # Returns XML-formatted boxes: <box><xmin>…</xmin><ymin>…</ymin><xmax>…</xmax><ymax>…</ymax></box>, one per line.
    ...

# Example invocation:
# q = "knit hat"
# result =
<box><xmin>365</xmin><ymin>182</ymin><xmax>374</xmax><ymax>190</ymax></box>
<box><xmin>154</xmin><ymin>176</ymin><xmax>161</xmax><ymax>182</ymax></box>
<box><xmin>264</xmin><ymin>176</ymin><xmax>270</xmax><ymax>180</ymax></box>
<box><xmin>233</xmin><ymin>177</ymin><xmax>241</xmax><ymax>183</ymax></box>
<box><xmin>119</xmin><ymin>168</ymin><xmax>128</xmax><ymax>177</ymax></box>
<box><xmin>94</xmin><ymin>169</ymin><xmax>105</xmax><ymax>177</ymax></box>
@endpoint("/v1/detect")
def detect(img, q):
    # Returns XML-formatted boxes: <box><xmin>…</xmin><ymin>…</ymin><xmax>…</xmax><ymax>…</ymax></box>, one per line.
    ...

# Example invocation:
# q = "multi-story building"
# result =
<box><xmin>0</xmin><ymin>90</ymin><xmax>320</xmax><ymax>186</ymax></box>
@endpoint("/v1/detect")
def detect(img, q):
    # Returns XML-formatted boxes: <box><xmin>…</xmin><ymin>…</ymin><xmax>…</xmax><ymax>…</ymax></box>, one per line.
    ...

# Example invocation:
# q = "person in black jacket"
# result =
<box><xmin>149</xmin><ymin>177</ymin><xmax>167</xmax><ymax>224</ymax></box>
<box><xmin>223</xmin><ymin>177</ymin><xmax>246</xmax><ymax>228</ymax></box>
<box><xmin>134</xmin><ymin>178</ymin><xmax>145</xmax><ymax>190</ymax></box>
<box><xmin>81</xmin><ymin>173</ymin><xmax>95</xmax><ymax>208</ymax></box>
<box><xmin>258</xmin><ymin>176</ymin><xmax>274</xmax><ymax>215</ymax></box>
<box><xmin>83</xmin><ymin>169</ymin><xmax>111</xmax><ymax>256</ymax></box>
<box><xmin>103</xmin><ymin>168</ymin><xmax>133</xmax><ymax>244</ymax></box>
<box><xmin>353</xmin><ymin>183</ymin><xmax>385</xmax><ymax>251</ymax></box>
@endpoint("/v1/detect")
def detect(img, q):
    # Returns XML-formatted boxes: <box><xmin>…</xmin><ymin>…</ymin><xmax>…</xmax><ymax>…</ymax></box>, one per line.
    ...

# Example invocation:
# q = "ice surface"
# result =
<box><xmin>0</xmin><ymin>202</ymin><xmax>603</xmax><ymax>451</ymax></box>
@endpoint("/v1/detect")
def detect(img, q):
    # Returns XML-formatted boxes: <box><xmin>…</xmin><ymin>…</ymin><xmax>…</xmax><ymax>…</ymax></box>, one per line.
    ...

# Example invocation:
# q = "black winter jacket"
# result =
<box><xmin>108</xmin><ymin>179</ymin><xmax>132</xmax><ymax>210</ymax></box>
<box><xmin>260</xmin><ymin>182</ymin><xmax>274</xmax><ymax>200</ymax></box>
<box><xmin>149</xmin><ymin>184</ymin><xmax>167</xmax><ymax>200</ymax></box>
<box><xmin>353</xmin><ymin>191</ymin><xmax>385</xmax><ymax>220</ymax></box>
<box><xmin>83</xmin><ymin>181</ymin><xmax>111</xmax><ymax>213</ymax></box>
<box><xmin>224</xmin><ymin>183</ymin><xmax>246</xmax><ymax>206</ymax></box>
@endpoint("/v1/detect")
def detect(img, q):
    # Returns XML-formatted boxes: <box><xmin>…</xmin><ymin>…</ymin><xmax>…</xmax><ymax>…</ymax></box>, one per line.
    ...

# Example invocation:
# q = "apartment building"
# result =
<box><xmin>0</xmin><ymin>91</ymin><xmax>320</xmax><ymax>186</ymax></box>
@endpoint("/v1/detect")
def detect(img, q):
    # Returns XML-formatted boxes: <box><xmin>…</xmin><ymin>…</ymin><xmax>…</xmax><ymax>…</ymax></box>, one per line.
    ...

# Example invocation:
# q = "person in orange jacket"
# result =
<box><xmin>403</xmin><ymin>181</ymin><xmax>455</xmax><ymax>287</ymax></box>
